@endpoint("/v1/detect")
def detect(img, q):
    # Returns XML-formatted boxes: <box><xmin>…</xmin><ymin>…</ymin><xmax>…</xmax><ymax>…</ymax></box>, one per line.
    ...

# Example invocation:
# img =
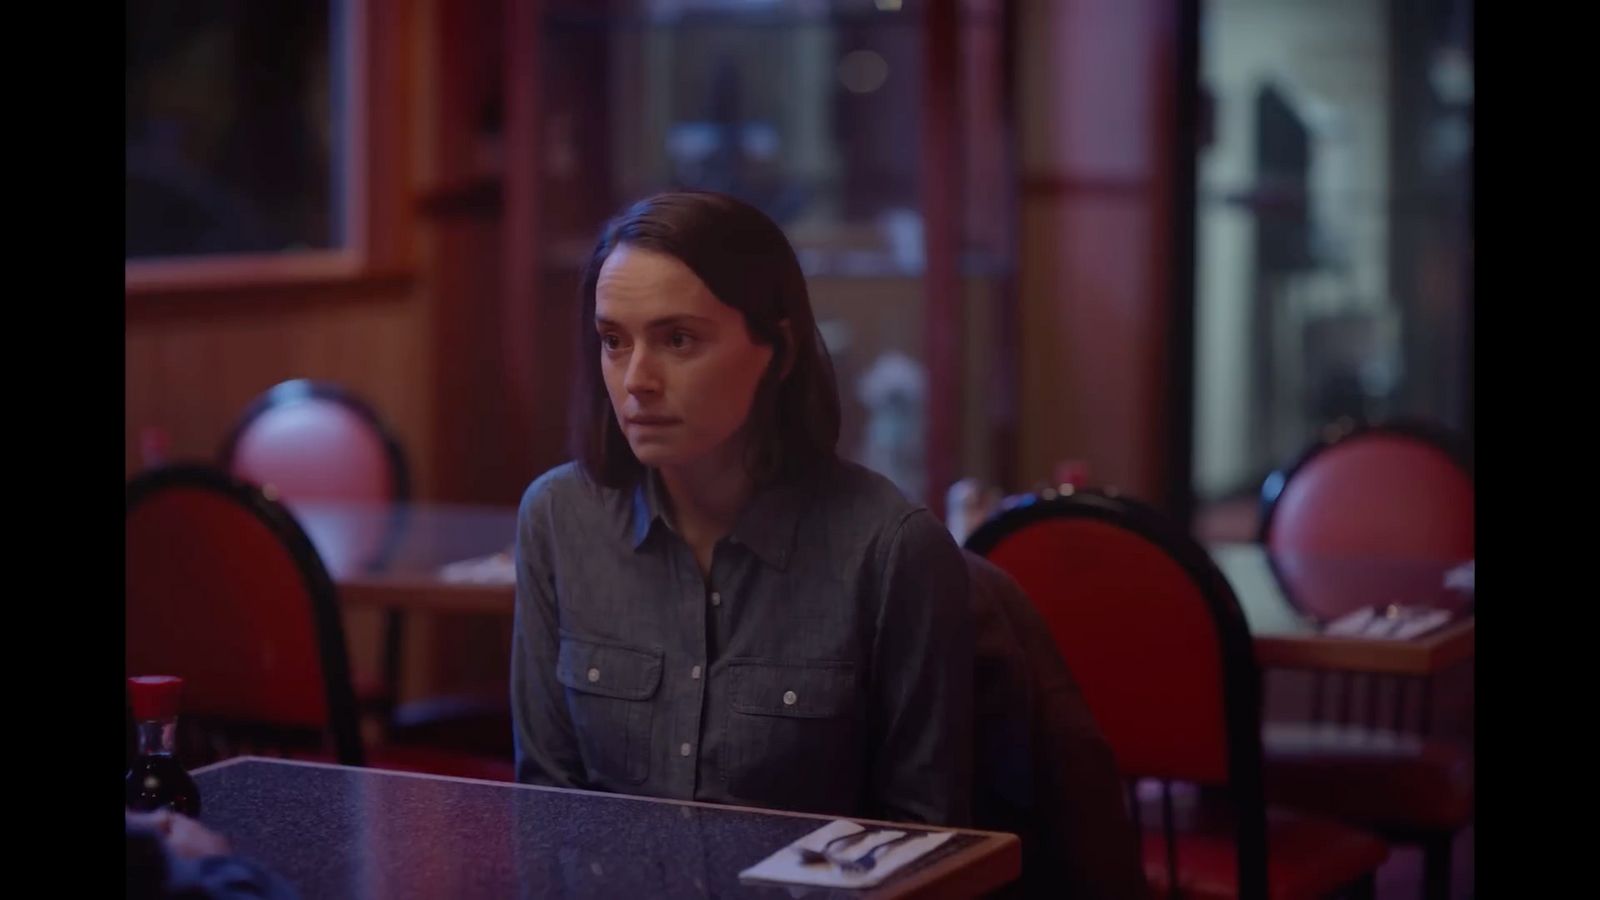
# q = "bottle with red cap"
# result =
<box><xmin>125</xmin><ymin>675</ymin><xmax>201</xmax><ymax>816</ymax></box>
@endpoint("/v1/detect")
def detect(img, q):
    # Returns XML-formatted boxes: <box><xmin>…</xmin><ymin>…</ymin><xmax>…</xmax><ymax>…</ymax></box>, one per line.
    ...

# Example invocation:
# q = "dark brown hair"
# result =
<box><xmin>569</xmin><ymin>190</ymin><xmax>841</xmax><ymax>489</ymax></box>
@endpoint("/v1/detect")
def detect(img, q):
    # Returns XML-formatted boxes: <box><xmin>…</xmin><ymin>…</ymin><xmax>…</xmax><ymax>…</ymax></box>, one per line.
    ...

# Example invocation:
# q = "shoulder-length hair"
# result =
<box><xmin>569</xmin><ymin>190</ymin><xmax>841</xmax><ymax>489</ymax></box>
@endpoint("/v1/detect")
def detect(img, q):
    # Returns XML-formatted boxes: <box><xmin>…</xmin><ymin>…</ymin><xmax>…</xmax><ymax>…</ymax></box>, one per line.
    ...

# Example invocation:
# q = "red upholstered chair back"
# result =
<box><xmin>1261</xmin><ymin>422</ymin><xmax>1473</xmax><ymax>561</ymax></box>
<box><xmin>126</xmin><ymin>465</ymin><xmax>363</xmax><ymax>765</ymax></box>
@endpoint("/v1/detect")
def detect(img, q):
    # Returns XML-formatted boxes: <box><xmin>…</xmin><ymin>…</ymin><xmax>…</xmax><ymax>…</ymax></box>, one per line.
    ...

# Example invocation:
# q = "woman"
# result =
<box><xmin>511</xmin><ymin>190</ymin><xmax>973</xmax><ymax>825</ymax></box>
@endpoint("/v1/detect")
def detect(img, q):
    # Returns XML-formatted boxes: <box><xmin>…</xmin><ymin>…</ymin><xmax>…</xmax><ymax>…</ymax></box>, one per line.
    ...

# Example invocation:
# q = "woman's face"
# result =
<box><xmin>594</xmin><ymin>243</ymin><xmax>776</xmax><ymax>473</ymax></box>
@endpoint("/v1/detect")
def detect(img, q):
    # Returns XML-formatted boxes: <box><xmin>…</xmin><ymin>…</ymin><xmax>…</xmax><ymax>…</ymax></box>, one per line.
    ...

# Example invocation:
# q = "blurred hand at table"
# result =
<box><xmin>127</xmin><ymin>808</ymin><xmax>233</xmax><ymax>859</ymax></box>
<box><xmin>127</xmin><ymin>808</ymin><xmax>300</xmax><ymax>900</ymax></box>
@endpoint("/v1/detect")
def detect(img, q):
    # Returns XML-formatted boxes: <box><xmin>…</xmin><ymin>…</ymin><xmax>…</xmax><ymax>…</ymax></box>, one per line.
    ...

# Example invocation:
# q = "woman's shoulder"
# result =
<box><xmin>519</xmin><ymin>461</ymin><xmax>621</xmax><ymax>523</ymax></box>
<box><xmin>809</xmin><ymin>458</ymin><xmax>948</xmax><ymax>542</ymax></box>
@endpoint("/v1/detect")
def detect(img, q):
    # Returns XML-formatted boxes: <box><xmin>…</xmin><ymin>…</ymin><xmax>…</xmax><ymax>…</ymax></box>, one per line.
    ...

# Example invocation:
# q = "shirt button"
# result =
<box><xmin>680</xmin><ymin>742</ymin><xmax>692</xmax><ymax>757</ymax></box>
<box><xmin>710</xmin><ymin>592</ymin><xmax>722</xmax><ymax>607</ymax></box>
<box><xmin>783</xmin><ymin>690</ymin><xmax>798</xmax><ymax>706</ymax></box>
<box><xmin>690</xmin><ymin>665</ymin><xmax>702</xmax><ymax>680</ymax></box>
<box><xmin>587</xmin><ymin>667</ymin><xmax>600</xmax><ymax>683</ymax></box>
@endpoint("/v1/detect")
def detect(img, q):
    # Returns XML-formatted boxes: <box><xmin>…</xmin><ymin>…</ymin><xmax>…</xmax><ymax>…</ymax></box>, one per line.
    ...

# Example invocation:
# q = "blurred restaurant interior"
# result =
<box><xmin>126</xmin><ymin>0</ymin><xmax>1474</xmax><ymax>897</ymax></box>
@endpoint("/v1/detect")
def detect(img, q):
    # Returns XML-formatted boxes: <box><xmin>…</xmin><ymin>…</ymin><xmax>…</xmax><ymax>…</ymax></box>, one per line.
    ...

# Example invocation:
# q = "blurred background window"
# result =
<box><xmin>1190</xmin><ymin>0</ymin><xmax>1473</xmax><ymax>509</ymax></box>
<box><xmin>126</xmin><ymin>0</ymin><xmax>349</xmax><ymax>260</ymax></box>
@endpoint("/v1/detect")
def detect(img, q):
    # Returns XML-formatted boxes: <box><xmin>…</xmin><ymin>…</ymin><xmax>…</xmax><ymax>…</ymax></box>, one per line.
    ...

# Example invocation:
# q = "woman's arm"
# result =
<box><xmin>510</xmin><ymin>479</ymin><xmax>589</xmax><ymax>788</ymax></box>
<box><xmin>865</xmin><ymin>508</ymin><xmax>975</xmax><ymax>825</ymax></box>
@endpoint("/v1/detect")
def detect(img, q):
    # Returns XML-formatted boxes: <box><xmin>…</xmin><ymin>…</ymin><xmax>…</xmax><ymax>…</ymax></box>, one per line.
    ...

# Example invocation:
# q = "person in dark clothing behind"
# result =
<box><xmin>127</xmin><ymin>809</ymin><xmax>299</xmax><ymax>900</ymax></box>
<box><xmin>966</xmin><ymin>551</ymin><xmax>1150</xmax><ymax>899</ymax></box>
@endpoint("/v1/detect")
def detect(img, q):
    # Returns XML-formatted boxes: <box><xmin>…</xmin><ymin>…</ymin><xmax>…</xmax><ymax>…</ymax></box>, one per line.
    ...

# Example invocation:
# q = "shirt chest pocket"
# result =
<box><xmin>718</xmin><ymin>659</ymin><xmax>861</xmax><ymax>805</ymax></box>
<box><xmin>556</xmin><ymin>636</ymin><xmax>662</xmax><ymax>785</ymax></box>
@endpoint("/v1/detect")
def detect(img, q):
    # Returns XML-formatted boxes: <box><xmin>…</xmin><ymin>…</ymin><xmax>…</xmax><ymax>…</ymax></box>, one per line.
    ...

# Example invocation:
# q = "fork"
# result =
<box><xmin>794</xmin><ymin>828</ymin><xmax>879</xmax><ymax>866</ymax></box>
<box><xmin>835</xmin><ymin>832</ymin><xmax>921</xmax><ymax>873</ymax></box>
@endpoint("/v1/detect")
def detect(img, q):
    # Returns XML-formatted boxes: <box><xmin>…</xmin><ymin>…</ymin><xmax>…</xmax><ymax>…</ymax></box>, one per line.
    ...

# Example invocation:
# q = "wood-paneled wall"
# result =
<box><xmin>125</xmin><ymin>282</ymin><xmax>433</xmax><ymax>485</ymax></box>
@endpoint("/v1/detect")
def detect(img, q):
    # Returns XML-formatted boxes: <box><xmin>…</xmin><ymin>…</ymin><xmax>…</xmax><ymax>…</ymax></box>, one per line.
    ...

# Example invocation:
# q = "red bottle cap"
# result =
<box><xmin>127</xmin><ymin>675</ymin><xmax>184</xmax><ymax>720</ymax></box>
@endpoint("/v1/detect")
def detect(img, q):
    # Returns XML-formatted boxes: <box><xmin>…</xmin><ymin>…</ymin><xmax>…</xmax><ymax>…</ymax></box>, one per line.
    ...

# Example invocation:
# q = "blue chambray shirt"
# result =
<box><xmin>510</xmin><ymin>457</ymin><xmax>974</xmax><ymax>825</ymax></box>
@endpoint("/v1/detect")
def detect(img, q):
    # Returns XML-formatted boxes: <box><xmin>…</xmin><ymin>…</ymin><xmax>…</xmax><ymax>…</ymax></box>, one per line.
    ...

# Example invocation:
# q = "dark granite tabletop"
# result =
<box><xmin>192</xmin><ymin>757</ymin><xmax>1019</xmax><ymax>899</ymax></box>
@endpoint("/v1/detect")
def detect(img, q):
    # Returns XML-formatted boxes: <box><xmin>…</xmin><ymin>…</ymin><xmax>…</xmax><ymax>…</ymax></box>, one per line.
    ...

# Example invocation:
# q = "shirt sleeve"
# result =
<box><xmin>865</xmin><ymin>508</ymin><xmax>975</xmax><ymax>825</ymax></box>
<box><xmin>510</xmin><ymin>477</ymin><xmax>590</xmax><ymax>788</ymax></box>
